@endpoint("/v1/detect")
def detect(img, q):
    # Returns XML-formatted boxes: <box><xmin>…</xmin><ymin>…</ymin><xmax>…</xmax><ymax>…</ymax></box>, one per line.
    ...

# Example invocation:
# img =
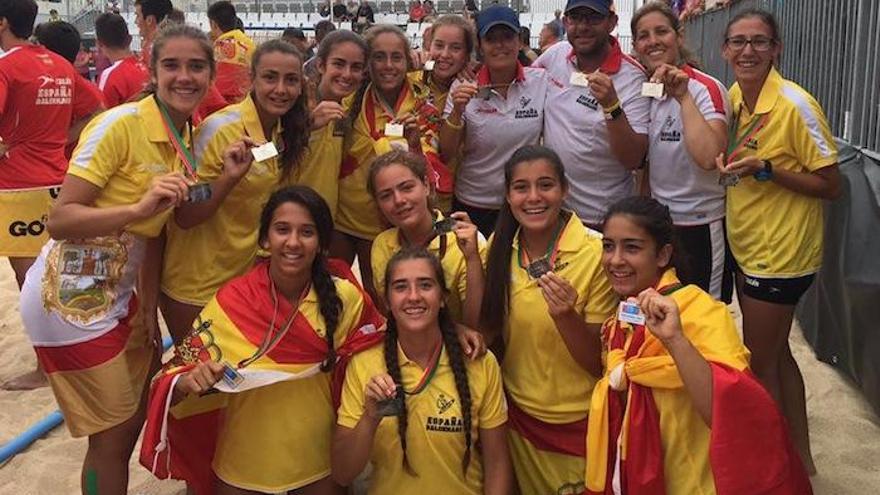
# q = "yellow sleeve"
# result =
<box><xmin>681</xmin><ymin>290</ymin><xmax>751</xmax><ymax>371</ymax></box>
<box><xmin>789</xmin><ymin>90</ymin><xmax>838</xmax><ymax>171</ymax></box>
<box><xmin>335</xmin><ymin>279</ymin><xmax>366</xmax><ymax>343</ymax></box>
<box><xmin>370</xmin><ymin>235</ymin><xmax>392</xmax><ymax>301</ymax></box>
<box><xmin>477</xmin><ymin>352</ymin><xmax>508</xmax><ymax>429</ymax></box>
<box><xmin>68</xmin><ymin>111</ymin><xmax>128</xmax><ymax>188</ymax></box>
<box><xmin>337</xmin><ymin>353</ymin><xmax>368</xmax><ymax>428</ymax></box>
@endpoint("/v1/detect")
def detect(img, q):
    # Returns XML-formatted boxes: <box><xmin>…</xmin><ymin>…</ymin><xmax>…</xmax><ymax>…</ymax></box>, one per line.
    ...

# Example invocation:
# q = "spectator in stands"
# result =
<box><xmin>282</xmin><ymin>27</ymin><xmax>312</xmax><ymax>58</ymax></box>
<box><xmin>422</xmin><ymin>0</ymin><xmax>434</xmax><ymax>19</ymax></box>
<box><xmin>303</xmin><ymin>19</ymin><xmax>337</xmax><ymax>80</ymax></box>
<box><xmin>355</xmin><ymin>0</ymin><xmax>374</xmax><ymax>32</ymax></box>
<box><xmin>408</xmin><ymin>0</ymin><xmax>425</xmax><ymax>22</ymax></box>
<box><xmin>208</xmin><ymin>0</ymin><xmax>255</xmax><ymax>104</ymax></box>
<box><xmin>320</xmin><ymin>0</ymin><xmax>331</xmax><ymax>17</ymax></box>
<box><xmin>332</xmin><ymin>0</ymin><xmax>348</xmax><ymax>21</ymax></box>
<box><xmin>538</xmin><ymin>18</ymin><xmax>563</xmax><ymax>51</ymax></box>
<box><xmin>439</xmin><ymin>5</ymin><xmax>549</xmax><ymax>236</ymax></box>
<box><xmin>0</xmin><ymin>0</ymin><xmax>103</xmax><ymax>392</ymax></box>
<box><xmin>533</xmin><ymin>0</ymin><xmax>650</xmax><ymax>230</ymax></box>
<box><xmin>720</xmin><ymin>8</ymin><xmax>841</xmax><ymax>475</ymax></box>
<box><xmin>95</xmin><ymin>12</ymin><xmax>149</xmax><ymax>107</ymax></box>
<box><xmin>48</xmin><ymin>8</ymin><xmax>60</xmax><ymax>21</ymax></box>
<box><xmin>134</xmin><ymin>0</ymin><xmax>173</xmax><ymax>67</ymax></box>
<box><xmin>518</xmin><ymin>26</ymin><xmax>538</xmax><ymax>65</ymax></box>
<box><xmin>465</xmin><ymin>0</ymin><xmax>477</xmax><ymax>16</ymax></box>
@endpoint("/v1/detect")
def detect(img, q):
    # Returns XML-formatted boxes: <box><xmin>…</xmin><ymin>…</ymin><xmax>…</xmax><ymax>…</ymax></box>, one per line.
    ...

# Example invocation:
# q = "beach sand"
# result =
<box><xmin>1</xmin><ymin>261</ymin><xmax>878</xmax><ymax>494</ymax></box>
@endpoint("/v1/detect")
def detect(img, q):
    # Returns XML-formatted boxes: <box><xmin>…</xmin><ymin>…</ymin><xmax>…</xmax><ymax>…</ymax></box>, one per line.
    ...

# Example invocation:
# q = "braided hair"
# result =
<box><xmin>258</xmin><ymin>186</ymin><xmax>342</xmax><ymax>371</ymax></box>
<box><xmin>382</xmin><ymin>247</ymin><xmax>474</xmax><ymax>476</ymax></box>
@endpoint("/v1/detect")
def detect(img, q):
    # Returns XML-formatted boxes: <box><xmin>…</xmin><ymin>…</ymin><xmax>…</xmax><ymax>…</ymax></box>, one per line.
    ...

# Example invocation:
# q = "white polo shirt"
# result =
<box><xmin>444</xmin><ymin>64</ymin><xmax>549</xmax><ymax>209</ymax></box>
<box><xmin>648</xmin><ymin>65</ymin><xmax>731</xmax><ymax>226</ymax></box>
<box><xmin>534</xmin><ymin>38</ymin><xmax>650</xmax><ymax>225</ymax></box>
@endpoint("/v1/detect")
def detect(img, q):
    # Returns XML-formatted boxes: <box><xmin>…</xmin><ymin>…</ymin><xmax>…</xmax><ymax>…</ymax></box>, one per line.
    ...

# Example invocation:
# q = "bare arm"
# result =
<box><xmin>480</xmin><ymin>425</ymin><xmax>514</xmax><ymax>495</ymax></box>
<box><xmin>439</xmin><ymin>82</ymin><xmax>477</xmax><ymax>163</ymax></box>
<box><xmin>679</xmin><ymin>95</ymin><xmax>727</xmax><ymax>170</ymax></box>
<box><xmin>606</xmin><ymin>116</ymin><xmax>649</xmax><ymax>170</ymax></box>
<box><xmin>719</xmin><ymin>156</ymin><xmax>842</xmax><ymax>200</ymax></box>
<box><xmin>139</xmin><ymin>231</ymin><xmax>166</xmax><ymax>349</ymax></box>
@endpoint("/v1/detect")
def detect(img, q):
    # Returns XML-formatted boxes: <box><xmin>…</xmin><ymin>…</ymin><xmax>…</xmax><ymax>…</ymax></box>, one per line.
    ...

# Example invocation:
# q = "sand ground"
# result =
<box><xmin>0</xmin><ymin>262</ymin><xmax>878</xmax><ymax>494</ymax></box>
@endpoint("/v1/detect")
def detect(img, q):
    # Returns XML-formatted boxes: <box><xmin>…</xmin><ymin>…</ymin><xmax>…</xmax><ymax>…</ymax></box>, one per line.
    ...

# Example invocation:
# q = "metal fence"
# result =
<box><xmin>683</xmin><ymin>0</ymin><xmax>880</xmax><ymax>157</ymax></box>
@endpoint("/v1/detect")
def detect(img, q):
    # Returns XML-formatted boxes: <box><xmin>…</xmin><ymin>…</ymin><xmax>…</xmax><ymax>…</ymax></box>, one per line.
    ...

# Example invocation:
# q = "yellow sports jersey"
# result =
<box><xmin>287</xmin><ymin>123</ymin><xmax>343</xmax><ymax>219</ymax></box>
<box><xmin>727</xmin><ymin>68</ymin><xmax>838</xmax><ymax>278</ymax></box>
<box><xmin>67</xmin><ymin>97</ymin><xmax>187</xmax><ymax>238</ymax></box>
<box><xmin>162</xmin><ymin>95</ymin><xmax>283</xmax><ymax>305</ymax></box>
<box><xmin>370</xmin><ymin>211</ymin><xmax>485</xmax><ymax>323</ymax></box>
<box><xmin>489</xmin><ymin>212</ymin><xmax>617</xmax><ymax>424</ymax></box>
<box><xmin>209</xmin><ymin>276</ymin><xmax>376</xmax><ymax>492</ymax></box>
<box><xmin>336</xmin><ymin>73</ymin><xmax>444</xmax><ymax>239</ymax></box>
<box><xmin>338</xmin><ymin>344</ymin><xmax>507</xmax><ymax>495</ymax></box>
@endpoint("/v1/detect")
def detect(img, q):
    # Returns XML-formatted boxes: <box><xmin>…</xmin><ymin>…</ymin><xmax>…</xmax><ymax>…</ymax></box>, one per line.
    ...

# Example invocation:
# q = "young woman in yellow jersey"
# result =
<box><xmin>717</xmin><ymin>9</ymin><xmax>841</xmax><ymax>473</ymax></box>
<box><xmin>332</xmin><ymin>24</ymin><xmax>449</xmax><ymax>304</ymax></box>
<box><xmin>143</xmin><ymin>186</ymin><xmax>384</xmax><ymax>495</ymax></box>
<box><xmin>17</xmin><ymin>24</ymin><xmax>245</xmax><ymax>494</ymax></box>
<box><xmin>294</xmin><ymin>30</ymin><xmax>368</xmax><ymax>217</ymax></box>
<box><xmin>585</xmin><ymin>196</ymin><xmax>810</xmax><ymax>495</ymax></box>
<box><xmin>479</xmin><ymin>145</ymin><xmax>617</xmax><ymax>494</ymax></box>
<box><xmin>333</xmin><ymin>248</ymin><xmax>512</xmax><ymax>494</ymax></box>
<box><xmin>160</xmin><ymin>39</ymin><xmax>310</xmax><ymax>342</ymax></box>
<box><xmin>368</xmin><ymin>150</ymin><xmax>484</xmax><ymax>327</ymax></box>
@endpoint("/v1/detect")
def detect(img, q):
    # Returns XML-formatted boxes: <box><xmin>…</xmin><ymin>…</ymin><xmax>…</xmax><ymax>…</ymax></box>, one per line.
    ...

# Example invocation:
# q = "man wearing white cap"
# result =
<box><xmin>534</xmin><ymin>0</ymin><xmax>650</xmax><ymax>229</ymax></box>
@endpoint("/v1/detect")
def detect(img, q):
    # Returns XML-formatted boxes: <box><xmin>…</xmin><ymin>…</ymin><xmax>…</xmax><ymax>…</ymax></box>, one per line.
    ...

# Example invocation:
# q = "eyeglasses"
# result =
<box><xmin>565</xmin><ymin>10</ymin><xmax>609</xmax><ymax>26</ymax></box>
<box><xmin>725</xmin><ymin>36</ymin><xmax>776</xmax><ymax>52</ymax></box>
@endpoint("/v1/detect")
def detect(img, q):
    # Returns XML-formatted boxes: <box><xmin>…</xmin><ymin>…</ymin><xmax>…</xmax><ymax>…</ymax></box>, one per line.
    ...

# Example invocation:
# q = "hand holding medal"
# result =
<box><xmin>310</xmin><ymin>100</ymin><xmax>347</xmax><ymax>131</ymax></box>
<box><xmin>537</xmin><ymin>272</ymin><xmax>579</xmax><ymax>319</ymax></box>
<box><xmin>133</xmin><ymin>172</ymin><xmax>192</xmax><ymax>219</ymax></box>
<box><xmin>365</xmin><ymin>373</ymin><xmax>402</xmax><ymax>420</ymax></box>
<box><xmin>647</xmin><ymin>63</ymin><xmax>689</xmax><ymax>100</ymax></box>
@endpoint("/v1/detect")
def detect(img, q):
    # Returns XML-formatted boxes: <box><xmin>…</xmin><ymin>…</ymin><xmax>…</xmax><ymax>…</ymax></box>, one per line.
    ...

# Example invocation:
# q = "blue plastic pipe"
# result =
<box><xmin>0</xmin><ymin>336</ymin><xmax>174</xmax><ymax>464</ymax></box>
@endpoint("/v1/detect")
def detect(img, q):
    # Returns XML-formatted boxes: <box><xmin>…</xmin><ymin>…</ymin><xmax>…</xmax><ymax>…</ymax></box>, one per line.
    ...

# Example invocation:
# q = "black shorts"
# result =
<box><xmin>452</xmin><ymin>196</ymin><xmax>499</xmax><ymax>237</ymax></box>
<box><xmin>674</xmin><ymin>219</ymin><xmax>734</xmax><ymax>303</ymax></box>
<box><xmin>740</xmin><ymin>272</ymin><xmax>816</xmax><ymax>305</ymax></box>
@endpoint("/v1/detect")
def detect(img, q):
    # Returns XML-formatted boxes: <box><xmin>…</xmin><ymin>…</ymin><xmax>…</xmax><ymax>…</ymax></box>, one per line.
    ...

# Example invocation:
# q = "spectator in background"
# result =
<box><xmin>355</xmin><ymin>0</ymin><xmax>374</xmax><ymax>32</ymax></box>
<box><xmin>333</xmin><ymin>0</ymin><xmax>348</xmax><ymax>21</ymax></box>
<box><xmin>95</xmin><ymin>12</ymin><xmax>149</xmax><ymax>107</ymax></box>
<box><xmin>539</xmin><ymin>18</ymin><xmax>563</xmax><ymax>51</ymax></box>
<box><xmin>423</xmin><ymin>0</ymin><xmax>434</xmax><ymax>19</ymax></box>
<box><xmin>465</xmin><ymin>0</ymin><xmax>478</xmax><ymax>16</ymax></box>
<box><xmin>282</xmin><ymin>27</ymin><xmax>311</xmax><ymax>56</ymax></box>
<box><xmin>518</xmin><ymin>26</ymin><xmax>538</xmax><ymax>65</ymax></box>
<box><xmin>208</xmin><ymin>0</ymin><xmax>255</xmax><ymax>104</ymax></box>
<box><xmin>320</xmin><ymin>0</ymin><xmax>331</xmax><ymax>17</ymax></box>
<box><xmin>73</xmin><ymin>42</ymin><xmax>92</xmax><ymax>79</ymax></box>
<box><xmin>409</xmin><ymin>0</ymin><xmax>425</xmax><ymax>22</ymax></box>
<box><xmin>303</xmin><ymin>20</ymin><xmax>337</xmax><ymax>81</ymax></box>
<box><xmin>166</xmin><ymin>7</ymin><xmax>185</xmax><ymax>24</ymax></box>
<box><xmin>48</xmin><ymin>8</ymin><xmax>60</xmax><ymax>21</ymax></box>
<box><xmin>133</xmin><ymin>0</ymin><xmax>173</xmax><ymax>67</ymax></box>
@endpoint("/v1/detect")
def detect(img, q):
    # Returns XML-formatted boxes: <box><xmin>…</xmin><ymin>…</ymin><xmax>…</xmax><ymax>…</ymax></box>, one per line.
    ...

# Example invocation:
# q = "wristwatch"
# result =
<box><xmin>754</xmin><ymin>160</ymin><xmax>773</xmax><ymax>181</ymax></box>
<box><xmin>604</xmin><ymin>105</ymin><xmax>624</xmax><ymax>121</ymax></box>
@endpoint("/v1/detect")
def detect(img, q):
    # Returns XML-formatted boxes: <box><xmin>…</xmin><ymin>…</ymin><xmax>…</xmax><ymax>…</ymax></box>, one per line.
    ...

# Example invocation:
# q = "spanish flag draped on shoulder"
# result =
<box><xmin>140</xmin><ymin>259</ymin><xmax>385</xmax><ymax>493</ymax></box>
<box><xmin>586</xmin><ymin>270</ymin><xmax>812</xmax><ymax>495</ymax></box>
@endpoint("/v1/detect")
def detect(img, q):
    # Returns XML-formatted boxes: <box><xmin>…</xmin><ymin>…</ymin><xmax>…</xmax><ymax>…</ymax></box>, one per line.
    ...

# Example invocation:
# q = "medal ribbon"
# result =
<box><xmin>238</xmin><ymin>280</ymin><xmax>312</xmax><ymax>368</ymax></box>
<box><xmin>154</xmin><ymin>95</ymin><xmax>198</xmax><ymax>180</ymax></box>
<box><xmin>402</xmin><ymin>338</ymin><xmax>443</xmax><ymax>395</ymax></box>
<box><xmin>726</xmin><ymin>104</ymin><xmax>769</xmax><ymax>163</ymax></box>
<box><xmin>517</xmin><ymin>213</ymin><xmax>567</xmax><ymax>270</ymax></box>
<box><xmin>365</xmin><ymin>83</ymin><xmax>410</xmax><ymax>140</ymax></box>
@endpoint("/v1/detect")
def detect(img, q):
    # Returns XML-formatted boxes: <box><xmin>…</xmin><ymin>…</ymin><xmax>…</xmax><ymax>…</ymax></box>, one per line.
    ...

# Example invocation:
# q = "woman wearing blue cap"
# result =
<box><xmin>438</xmin><ymin>5</ymin><xmax>549</xmax><ymax>236</ymax></box>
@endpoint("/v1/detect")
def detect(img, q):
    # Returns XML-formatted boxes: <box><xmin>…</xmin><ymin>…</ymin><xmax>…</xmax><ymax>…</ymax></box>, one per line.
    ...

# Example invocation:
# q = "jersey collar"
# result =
<box><xmin>476</xmin><ymin>61</ymin><xmax>526</xmax><ymax>86</ymax></box>
<box><xmin>731</xmin><ymin>66</ymin><xmax>783</xmax><ymax>116</ymax></box>
<box><xmin>141</xmin><ymin>96</ymin><xmax>173</xmax><ymax>143</ymax></box>
<box><xmin>567</xmin><ymin>36</ymin><xmax>625</xmax><ymax>75</ymax></box>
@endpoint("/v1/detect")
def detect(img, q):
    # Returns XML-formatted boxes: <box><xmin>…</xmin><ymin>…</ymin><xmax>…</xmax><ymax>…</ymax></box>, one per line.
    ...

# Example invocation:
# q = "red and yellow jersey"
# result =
<box><xmin>97</xmin><ymin>55</ymin><xmax>149</xmax><ymax>108</ymax></box>
<box><xmin>214</xmin><ymin>30</ymin><xmax>255</xmax><ymax>104</ymax></box>
<box><xmin>336</xmin><ymin>73</ymin><xmax>450</xmax><ymax>239</ymax></box>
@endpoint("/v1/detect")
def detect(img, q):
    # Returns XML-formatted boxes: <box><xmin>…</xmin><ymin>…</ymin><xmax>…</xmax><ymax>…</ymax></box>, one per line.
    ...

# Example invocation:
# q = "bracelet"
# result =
<box><xmin>602</xmin><ymin>100</ymin><xmax>621</xmax><ymax>114</ymax></box>
<box><xmin>444</xmin><ymin>116</ymin><xmax>464</xmax><ymax>130</ymax></box>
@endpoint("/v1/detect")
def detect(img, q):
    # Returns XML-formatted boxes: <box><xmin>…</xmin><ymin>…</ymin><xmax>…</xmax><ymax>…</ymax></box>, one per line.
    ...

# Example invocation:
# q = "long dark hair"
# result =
<box><xmin>631</xmin><ymin>1</ymin><xmax>700</xmax><ymax>68</ymax></box>
<box><xmin>601</xmin><ymin>196</ymin><xmax>685</xmax><ymax>276</ymax></box>
<box><xmin>480</xmin><ymin>145</ymin><xmax>568</xmax><ymax>340</ymax></box>
<box><xmin>251</xmin><ymin>39</ymin><xmax>310</xmax><ymax>182</ymax></box>
<box><xmin>258</xmin><ymin>186</ymin><xmax>342</xmax><ymax>372</ymax></box>
<box><xmin>382</xmin><ymin>247</ymin><xmax>473</xmax><ymax>476</ymax></box>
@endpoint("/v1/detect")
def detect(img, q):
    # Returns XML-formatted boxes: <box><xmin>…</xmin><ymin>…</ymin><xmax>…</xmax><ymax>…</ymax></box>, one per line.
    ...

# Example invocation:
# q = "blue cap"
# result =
<box><xmin>564</xmin><ymin>0</ymin><xmax>612</xmax><ymax>16</ymax></box>
<box><xmin>477</xmin><ymin>5</ymin><xmax>520</xmax><ymax>38</ymax></box>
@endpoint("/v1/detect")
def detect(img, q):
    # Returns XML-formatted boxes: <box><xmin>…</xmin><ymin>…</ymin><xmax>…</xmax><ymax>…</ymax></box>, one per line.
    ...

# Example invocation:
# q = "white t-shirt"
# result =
<box><xmin>534</xmin><ymin>39</ymin><xmax>650</xmax><ymax>225</ymax></box>
<box><xmin>648</xmin><ymin>65</ymin><xmax>730</xmax><ymax>225</ymax></box>
<box><xmin>444</xmin><ymin>64</ymin><xmax>549</xmax><ymax>209</ymax></box>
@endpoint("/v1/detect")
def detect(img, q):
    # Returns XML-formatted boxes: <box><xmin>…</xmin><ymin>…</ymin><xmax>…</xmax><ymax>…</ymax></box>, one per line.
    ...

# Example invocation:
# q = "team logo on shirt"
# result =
<box><xmin>575</xmin><ymin>94</ymin><xmax>599</xmax><ymax>110</ymax></box>
<box><xmin>35</xmin><ymin>76</ymin><xmax>73</xmax><ymax>106</ymax></box>
<box><xmin>515</xmin><ymin>96</ymin><xmax>539</xmax><ymax>119</ymax></box>
<box><xmin>660</xmin><ymin>115</ymin><xmax>681</xmax><ymax>142</ymax></box>
<box><xmin>8</xmin><ymin>215</ymin><xmax>47</xmax><ymax>237</ymax></box>
<box><xmin>424</xmin><ymin>393</ymin><xmax>462</xmax><ymax>433</ymax></box>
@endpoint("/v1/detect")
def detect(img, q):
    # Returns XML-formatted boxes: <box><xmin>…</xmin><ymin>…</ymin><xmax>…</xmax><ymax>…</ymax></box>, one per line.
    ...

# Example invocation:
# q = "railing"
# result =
<box><xmin>683</xmin><ymin>0</ymin><xmax>880</xmax><ymax>157</ymax></box>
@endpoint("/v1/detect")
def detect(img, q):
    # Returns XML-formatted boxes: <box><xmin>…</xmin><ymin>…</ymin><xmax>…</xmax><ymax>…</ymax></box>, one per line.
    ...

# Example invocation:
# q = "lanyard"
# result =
<box><xmin>517</xmin><ymin>214</ymin><xmax>566</xmax><ymax>270</ymax></box>
<box><xmin>154</xmin><ymin>95</ymin><xmax>198</xmax><ymax>180</ymax></box>
<box><xmin>726</xmin><ymin>104</ymin><xmax>768</xmax><ymax>163</ymax></box>
<box><xmin>402</xmin><ymin>339</ymin><xmax>443</xmax><ymax>395</ymax></box>
<box><xmin>238</xmin><ymin>278</ymin><xmax>311</xmax><ymax>368</ymax></box>
<box><xmin>365</xmin><ymin>84</ymin><xmax>410</xmax><ymax>140</ymax></box>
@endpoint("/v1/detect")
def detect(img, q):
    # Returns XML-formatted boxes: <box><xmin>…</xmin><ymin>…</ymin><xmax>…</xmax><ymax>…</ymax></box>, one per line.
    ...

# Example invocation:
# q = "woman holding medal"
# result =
<box><xmin>16</xmin><ymin>24</ymin><xmax>239</xmax><ymax>494</ymax></box>
<box><xmin>160</xmin><ymin>39</ymin><xmax>310</xmax><ymax>343</ymax></box>
<box><xmin>293</xmin><ymin>30</ymin><xmax>368</xmax><ymax>218</ymax></box>
<box><xmin>480</xmin><ymin>145</ymin><xmax>616</xmax><ymax>494</ymax></box>
<box><xmin>718</xmin><ymin>9</ymin><xmax>841</xmax><ymax>473</ymax></box>
<box><xmin>333</xmin><ymin>247</ymin><xmax>513</xmax><ymax>494</ymax></box>
<box><xmin>332</xmin><ymin>24</ymin><xmax>450</xmax><ymax>303</ymax></box>
<box><xmin>631</xmin><ymin>1</ymin><xmax>733</xmax><ymax>302</ymax></box>
<box><xmin>439</xmin><ymin>5</ymin><xmax>549</xmax><ymax>236</ymax></box>
<box><xmin>368</xmin><ymin>150</ymin><xmax>484</xmax><ymax>327</ymax></box>
<box><xmin>142</xmin><ymin>186</ymin><xmax>385</xmax><ymax>495</ymax></box>
<box><xmin>585</xmin><ymin>196</ymin><xmax>811</xmax><ymax>495</ymax></box>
